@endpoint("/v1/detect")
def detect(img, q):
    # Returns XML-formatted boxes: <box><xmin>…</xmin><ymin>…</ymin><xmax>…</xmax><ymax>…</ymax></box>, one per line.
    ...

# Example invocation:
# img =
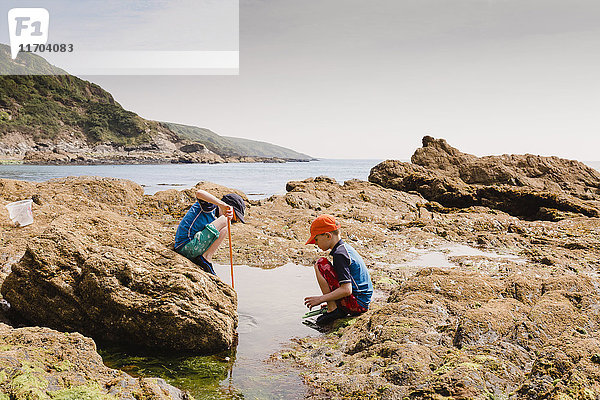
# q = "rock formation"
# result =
<box><xmin>369</xmin><ymin>136</ymin><xmax>600</xmax><ymax>220</ymax></box>
<box><xmin>285</xmin><ymin>262</ymin><xmax>600</xmax><ymax>399</ymax></box>
<box><xmin>2</xmin><ymin>157</ymin><xmax>600</xmax><ymax>398</ymax></box>
<box><xmin>0</xmin><ymin>323</ymin><xmax>192</xmax><ymax>399</ymax></box>
<box><xmin>0</xmin><ymin>177</ymin><xmax>237</xmax><ymax>353</ymax></box>
<box><xmin>11</xmin><ymin>136</ymin><xmax>227</xmax><ymax>165</ymax></box>
<box><xmin>412</xmin><ymin>136</ymin><xmax>600</xmax><ymax>199</ymax></box>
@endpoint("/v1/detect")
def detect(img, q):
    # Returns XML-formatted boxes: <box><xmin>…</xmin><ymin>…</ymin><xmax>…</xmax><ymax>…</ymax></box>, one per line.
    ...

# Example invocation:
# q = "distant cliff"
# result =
<box><xmin>164</xmin><ymin>122</ymin><xmax>312</xmax><ymax>160</ymax></box>
<box><xmin>0</xmin><ymin>44</ymin><xmax>312</xmax><ymax>164</ymax></box>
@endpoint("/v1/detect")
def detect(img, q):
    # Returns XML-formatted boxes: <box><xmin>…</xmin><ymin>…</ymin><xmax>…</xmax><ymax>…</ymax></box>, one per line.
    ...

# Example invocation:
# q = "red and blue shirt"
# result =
<box><xmin>330</xmin><ymin>239</ymin><xmax>373</xmax><ymax>309</ymax></box>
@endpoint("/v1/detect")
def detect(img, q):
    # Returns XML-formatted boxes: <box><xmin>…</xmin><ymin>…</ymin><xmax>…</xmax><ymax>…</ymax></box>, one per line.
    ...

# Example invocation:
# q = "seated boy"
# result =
<box><xmin>174</xmin><ymin>189</ymin><xmax>245</xmax><ymax>274</ymax></box>
<box><xmin>304</xmin><ymin>214</ymin><xmax>373</xmax><ymax>325</ymax></box>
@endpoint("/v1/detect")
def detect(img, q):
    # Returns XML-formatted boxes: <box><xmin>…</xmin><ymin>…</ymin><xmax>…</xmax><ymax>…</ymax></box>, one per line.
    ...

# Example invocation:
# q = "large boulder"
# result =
<box><xmin>1</xmin><ymin>210</ymin><xmax>237</xmax><ymax>353</ymax></box>
<box><xmin>412</xmin><ymin>136</ymin><xmax>600</xmax><ymax>199</ymax></box>
<box><xmin>0</xmin><ymin>323</ymin><xmax>192</xmax><ymax>399</ymax></box>
<box><xmin>369</xmin><ymin>136</ymin><xmax>600</xmax><ymax>220</ymax></box>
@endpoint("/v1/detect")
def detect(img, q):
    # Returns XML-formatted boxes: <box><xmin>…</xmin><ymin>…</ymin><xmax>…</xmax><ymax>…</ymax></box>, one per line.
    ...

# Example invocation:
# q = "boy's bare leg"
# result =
<box><xmin>203</xmin><ymin>216</ymin><xmax>228</xmax><ymax>261</ymax></box>
<box><xmin>314</xmin><ymin>263</ymin><xmax>337</xmax><ymax>312</ymax></box>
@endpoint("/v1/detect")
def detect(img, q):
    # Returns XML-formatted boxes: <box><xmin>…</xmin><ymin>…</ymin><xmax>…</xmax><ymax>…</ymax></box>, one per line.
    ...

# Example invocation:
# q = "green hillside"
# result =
<box><xmin>164</xmin><ymin>122</ymin><xmax>312</xmax><ymax>160</ymax></box>
<box><xmin>0</xmin><ymin>74</ymin><xmax>153</xmax><ymax>146</ymax></box>
<box><xmin>0</xmin><ymin>43</ymin><xmax>67</xmax><ymax>75</ymax></box>
<box><xmin>0</xmin><ymin>43</ymin><xmax>154</xmax><ymax>146</ymax></box>
<box><xmin>0</xmin><ymin>45</ymin><xmax>312</xmax><ymax>160</ymax></box>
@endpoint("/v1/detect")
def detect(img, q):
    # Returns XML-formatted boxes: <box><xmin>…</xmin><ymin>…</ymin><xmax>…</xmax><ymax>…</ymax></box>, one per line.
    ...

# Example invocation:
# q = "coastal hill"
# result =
<box><xmin>0</xmin><ymin>43</ymin><xmax>312</xmax><ymax>164</ymax></box>
<box><xmin>0</xmin><ymin>44</ymin><xmax>67</xmax><ymax>75</ymax></box>
<box><xmin>164</xmin><ymin>122</ymin><xmax>311</xmax><ymax>160</ymax></box>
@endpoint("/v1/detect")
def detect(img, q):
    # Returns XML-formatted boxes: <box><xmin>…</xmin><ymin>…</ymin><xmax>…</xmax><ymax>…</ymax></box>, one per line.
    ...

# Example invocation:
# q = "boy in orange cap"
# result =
<box><xmin>304</xmin><ymin>214</ymin><xmax>373</xmax><ymax>325</ymax></box>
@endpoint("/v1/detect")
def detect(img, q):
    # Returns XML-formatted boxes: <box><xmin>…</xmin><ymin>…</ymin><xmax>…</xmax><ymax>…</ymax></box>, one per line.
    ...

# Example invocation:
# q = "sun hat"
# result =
<box><xmin>305</xmin><ymin>214</ymin><xmax>340</xmax><ymax>244</ymax></box>
<box><xmin>221</xmin><ymin>193</ymin><xmax>246</xmax><ymax>223</ymax></box>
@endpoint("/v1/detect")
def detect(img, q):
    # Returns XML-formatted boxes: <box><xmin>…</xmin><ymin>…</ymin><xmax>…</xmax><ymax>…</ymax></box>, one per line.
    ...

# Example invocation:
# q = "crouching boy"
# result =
<box><xmin>174</xmin><ymin>189</ymin><xmax>245</xmax><ymax>274</ymax></box>
<box><xmin>304</xmin><ymin>214</ymin><xmax>373</xmax><ymax>325</ymax></box>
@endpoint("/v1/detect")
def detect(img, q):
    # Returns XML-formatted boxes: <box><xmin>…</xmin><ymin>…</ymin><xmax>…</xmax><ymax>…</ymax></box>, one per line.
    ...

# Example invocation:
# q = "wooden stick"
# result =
<box><xmin>227</xmin><ymin>217</ymin><xmax>234</xmax><ymax>289</ymax></box>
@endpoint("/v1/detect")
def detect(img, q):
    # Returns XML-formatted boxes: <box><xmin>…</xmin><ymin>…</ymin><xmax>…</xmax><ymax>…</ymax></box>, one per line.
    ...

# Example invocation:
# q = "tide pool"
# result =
<box><xmin>100</xmin><ymin>263</ymin><xmax>323</xmax><ymax>400</ymax></box>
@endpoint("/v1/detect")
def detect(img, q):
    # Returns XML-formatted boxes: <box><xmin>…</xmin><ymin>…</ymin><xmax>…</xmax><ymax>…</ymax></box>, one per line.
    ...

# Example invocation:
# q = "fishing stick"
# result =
<box><xmin>227</xmin><ymin>217</ymin><xmax>234</xmax><ymax>289</ymax></box>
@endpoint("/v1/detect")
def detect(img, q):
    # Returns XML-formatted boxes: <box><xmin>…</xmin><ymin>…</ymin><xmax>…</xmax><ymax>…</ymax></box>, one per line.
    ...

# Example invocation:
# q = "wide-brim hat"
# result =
<box><xmin>221</xmin><ymin>193</ymin><xmax>246</xmax><ymax>223</ymax></box>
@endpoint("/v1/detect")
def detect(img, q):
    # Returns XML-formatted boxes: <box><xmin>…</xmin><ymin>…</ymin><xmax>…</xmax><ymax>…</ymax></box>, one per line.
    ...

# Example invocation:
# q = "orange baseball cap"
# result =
<box><xmin>306</xmin><ymin>214</ymin><xmax>341</xmax><ymax>245</ymax></box>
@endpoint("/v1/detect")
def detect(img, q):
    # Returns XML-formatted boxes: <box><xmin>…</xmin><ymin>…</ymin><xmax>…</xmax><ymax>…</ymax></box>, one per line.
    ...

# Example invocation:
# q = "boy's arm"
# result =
<box><xmin>195</xmin><ymin>190</ymin><xmax>233</xmax><ymax>219</ymax></box>
<box><xmin>304</xmin><ymin>283</ymin><xmax>352</xmax><ymax>308</ymax></box>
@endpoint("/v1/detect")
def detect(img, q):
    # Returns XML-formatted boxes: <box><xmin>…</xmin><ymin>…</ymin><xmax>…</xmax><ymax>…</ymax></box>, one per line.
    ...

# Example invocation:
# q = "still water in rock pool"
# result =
<box><xmin>99</xmin><ymin>263</ymin><xmax>322</xmax><ymax>399</ymax></box>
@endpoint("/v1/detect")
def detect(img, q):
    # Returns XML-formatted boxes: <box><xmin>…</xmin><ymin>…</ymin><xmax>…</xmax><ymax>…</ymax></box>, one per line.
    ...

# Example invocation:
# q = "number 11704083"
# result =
<box><xmin>19</xmin><ymin>43</ymin><xmax>73</xmax><ymax>52</ymax></box>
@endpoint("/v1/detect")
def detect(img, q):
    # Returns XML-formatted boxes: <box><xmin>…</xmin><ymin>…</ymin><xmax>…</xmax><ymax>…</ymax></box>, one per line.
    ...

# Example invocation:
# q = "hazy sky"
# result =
<box><xmin>1</xmin><ymin>0</ymin><xmax>237</xmax><ymax>50</ymax></box>
<box><xmin>82</xmin><ymin>0</ymin><xmax>600</xmax><ymax>160</ymax></box>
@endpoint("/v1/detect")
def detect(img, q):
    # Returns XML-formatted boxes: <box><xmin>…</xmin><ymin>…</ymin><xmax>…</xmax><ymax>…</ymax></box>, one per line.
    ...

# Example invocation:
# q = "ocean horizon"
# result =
<box><xmin>1</xmin><ymin>159</ymin><xmax>598</xmax><ymax>201</ymax></box>
<box><xmin>0</xmin><ymin>159</ymin><xmax>384</xmax><ymax>200</ymax></box>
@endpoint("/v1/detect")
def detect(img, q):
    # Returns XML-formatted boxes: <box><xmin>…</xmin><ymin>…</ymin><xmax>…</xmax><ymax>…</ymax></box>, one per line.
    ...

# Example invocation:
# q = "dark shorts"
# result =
<box><xmin>316</xmin><ymin>257</ymin><xmax>367</xmax><ymax>315</ymax></box>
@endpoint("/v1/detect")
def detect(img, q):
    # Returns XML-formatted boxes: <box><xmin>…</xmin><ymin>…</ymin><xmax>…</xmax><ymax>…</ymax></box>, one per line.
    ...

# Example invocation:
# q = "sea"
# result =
<box><xmin>0</xmin><ymin>159</ymin><xmax>384</xmax><ymax>200</ymax></box>
<box><xmin>1</xmin><ymin>159</ymin><xmax>598</xmax><ymax>200</ymax></box>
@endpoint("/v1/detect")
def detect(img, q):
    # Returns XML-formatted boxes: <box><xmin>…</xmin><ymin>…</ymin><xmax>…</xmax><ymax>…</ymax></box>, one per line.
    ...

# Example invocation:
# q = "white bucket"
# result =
<box><xmin>5</xmin><ymin>199</ymin><xmax>34</xmax><ymax>227</ymax></box>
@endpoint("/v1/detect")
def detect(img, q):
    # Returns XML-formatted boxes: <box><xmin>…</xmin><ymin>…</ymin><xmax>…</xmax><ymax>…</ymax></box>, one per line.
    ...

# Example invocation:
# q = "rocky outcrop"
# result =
<box><xmin>0</xmin><ymin>323</ymin><xmax>192</xmax><ymax>399</ymax></box>
<box><xmin>8</xmin><ymin>141</ymin><xmax>301</xmax><ymax>164</ymax></box>
<box><xmin>369</xmin><ymin>136</ymin><xmax>600</xmax><ymax>220</ymax></box>
<box><xmin>413</xmin><ymin>136</ymin><xmax>600</xmax><ymax>199</ymax></box>
<box><xmin>12</xmin><ymin>135</ymin><xmax>227</xmax><ymax>165</ymax></box>
<box><xmin>0</xmin><ymin>177</ymin><xmax>237</xmax><ymax>354</ymax></box>
<box><xmin>179</xmin><ymin>142</ymin><xmax>210</xmax><ymax>154</ymax></box>
<box><xmin>3</xmin><ymin>168</ymin><xmax>600</xmax><ymax>398</ymax></box>
<box><xmin>286</xmin><ymin>266</ymin><xmax>600</xmax><ymax>399</ymax></box>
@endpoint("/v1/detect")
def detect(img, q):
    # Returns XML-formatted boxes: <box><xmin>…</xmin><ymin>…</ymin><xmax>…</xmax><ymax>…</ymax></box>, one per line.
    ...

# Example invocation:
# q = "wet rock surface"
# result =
<box><xmin>2</xmin><ymin>142</ymin><xmax>600</xmax><ymax>398</ymax></box>
<box><xmin>279</xmin><ymin>247</ymin><xmax>600</xmax><ymax>399</ymax></box>
<box><xmin>261</xmin><ymin>141</ymin><xmax>600</xmax><ymax>399</ymax></box>
<box><xmin>0</xmin><ymin>323</ymin><xmax>192</xmax><ymax>399</ymax></box>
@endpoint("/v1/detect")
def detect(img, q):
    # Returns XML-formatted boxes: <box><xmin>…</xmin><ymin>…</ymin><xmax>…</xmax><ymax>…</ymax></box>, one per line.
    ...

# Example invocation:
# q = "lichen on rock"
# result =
<box><xmin>0</xmin><ymin>323</ymin><xmax>192</xmax><ymax>399</ymax></box>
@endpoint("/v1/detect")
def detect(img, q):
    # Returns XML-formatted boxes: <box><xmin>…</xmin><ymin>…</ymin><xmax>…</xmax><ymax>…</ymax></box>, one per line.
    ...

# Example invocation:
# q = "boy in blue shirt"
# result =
<box><xmin>174</xmin><ymin>189</ymin><xmax>245</xmax><ymax>274</ymax></box>
<box><xmin>304</xmin><ymin>214</ymin><xmax>373</xmax><ymax>325</ymax></box>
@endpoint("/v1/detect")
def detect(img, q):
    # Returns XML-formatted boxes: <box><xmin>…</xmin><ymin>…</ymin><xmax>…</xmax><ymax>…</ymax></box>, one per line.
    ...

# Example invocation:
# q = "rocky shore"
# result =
<box><xmin>272</xmin><ymin>138</ymin><xmax>600</xmax><ymax>399</ymax></box>
<box><xmin>0</xmin><ymin>323</ymin><xmax>192</xmax><ymax>399</ymax></box>
<box><xmin>1</xmin><ymin>136</ymin><xmax>600</xmax><ymax>398</ymax></box>
<box><xmin>0</xmin><ymin>136</ymin><xmax>310</xmax><ymax>165</ymax></box>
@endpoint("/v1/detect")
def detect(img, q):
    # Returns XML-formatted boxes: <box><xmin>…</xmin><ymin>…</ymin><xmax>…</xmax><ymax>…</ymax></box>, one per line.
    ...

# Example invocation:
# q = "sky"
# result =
<box><xmin>1</xmin><ymin>0</ymin><xmax>237</xmax><ymax>51</ymax></box>
<box><xmin>6</xmin><ymin>0</ymin><xmax>600</xmax><ymax>160</ymax></box>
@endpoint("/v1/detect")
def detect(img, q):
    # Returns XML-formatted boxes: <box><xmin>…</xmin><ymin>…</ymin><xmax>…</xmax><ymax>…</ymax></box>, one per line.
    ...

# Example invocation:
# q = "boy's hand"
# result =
<box><xmin>219</xmin><ymin>205</ymin><xmax>234</xmax><ymax>220</ymax></box>
<box><xmin>304</xmin><ymin>295</ymin><xmax>324</xmax><ymax>309</ymax></box>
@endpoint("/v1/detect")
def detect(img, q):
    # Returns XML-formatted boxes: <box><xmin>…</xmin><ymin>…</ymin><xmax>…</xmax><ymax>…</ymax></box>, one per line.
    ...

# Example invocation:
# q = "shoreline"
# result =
<box><xmin>0</xmin><ymin>159</ymin><xmax>380</xmax><ymax>200</ymax></box>
<box><xmin>2</xmin><ymin>137</ymin><xmax>600</xmax><ymax>398</ymax></box>
<box><xmin>0</xmin><ymin>155</ymin><xmax>316</xmax><ymax>166</ymax></box>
